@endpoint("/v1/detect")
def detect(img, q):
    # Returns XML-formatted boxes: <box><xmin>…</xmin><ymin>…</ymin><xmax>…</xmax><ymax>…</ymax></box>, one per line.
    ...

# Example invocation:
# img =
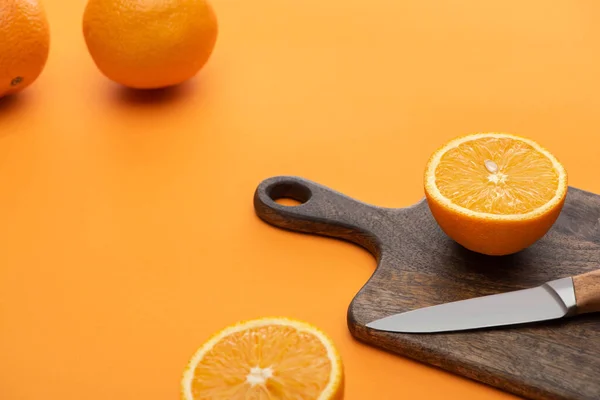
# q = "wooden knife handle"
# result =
<box><xmin>573</xmin><ymin>269</ymin><xmax>600</xmax><ymax>315</ymax></box>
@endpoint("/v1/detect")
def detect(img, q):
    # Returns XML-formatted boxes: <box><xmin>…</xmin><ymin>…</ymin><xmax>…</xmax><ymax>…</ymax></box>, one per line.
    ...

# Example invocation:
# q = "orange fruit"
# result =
<box><xmin>181</xmin><ymin>317</ymin><xmax>344</xmax><ymax>400</ymax></box>
<box><xmin>0</xmin><ymin>0</ymin><xmax>50</xmax><ymax>98</ymax></box>
<box><xmin>82</xmin><ymin>0</ymin><xmax>218</xmax><ymax>89</ymax></box>
<box><xmin>424</xmin><ymin>132</ymin><xmax>568</xmax><ymax>256</ymax></box>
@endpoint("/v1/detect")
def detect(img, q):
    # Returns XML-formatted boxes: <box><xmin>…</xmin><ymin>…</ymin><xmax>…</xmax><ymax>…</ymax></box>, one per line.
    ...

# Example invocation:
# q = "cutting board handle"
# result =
<box><xmin>573</xmin><ymin>269</ymin><xmax>600</xmax><ymax>315</ymax></box>
<box><xmin>253</xmin><ymin>176</ymin><xmax>387</xmax><ymax>255</ymax></box>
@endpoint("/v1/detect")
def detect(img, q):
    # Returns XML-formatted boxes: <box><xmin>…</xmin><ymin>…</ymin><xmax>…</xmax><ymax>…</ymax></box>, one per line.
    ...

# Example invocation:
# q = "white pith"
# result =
<box><xmin>246</xmin><ymin>366</ymin><xmax>274</xmax><ymax>386</ymax></box>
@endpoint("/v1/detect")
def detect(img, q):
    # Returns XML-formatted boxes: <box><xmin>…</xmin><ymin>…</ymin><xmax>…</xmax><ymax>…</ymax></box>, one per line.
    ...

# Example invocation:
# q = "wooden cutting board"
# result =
<box><xmin>253</xmin><ymin>175</ymin><xmax>600</xmax><ymax>400</ymax></box>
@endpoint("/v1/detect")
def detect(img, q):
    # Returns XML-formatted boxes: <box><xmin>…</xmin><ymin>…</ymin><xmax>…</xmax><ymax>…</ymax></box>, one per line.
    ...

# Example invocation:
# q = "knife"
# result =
<box><xmin>366</xmin><ymin>269</ymin><xmax>600</xmax><ymax>333</ymax></box>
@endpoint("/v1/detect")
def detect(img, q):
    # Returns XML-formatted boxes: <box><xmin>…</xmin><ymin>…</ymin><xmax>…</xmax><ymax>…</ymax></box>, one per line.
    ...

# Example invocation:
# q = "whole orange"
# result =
<box><xmin>0</xmin><ymin>0</ymin><xmax>50</xmax><ymax>98</ymax></box>
<box><xmin>82</xmin><ymin>0</ymin><xmax>218</xmax><ymax>89</ymax></box>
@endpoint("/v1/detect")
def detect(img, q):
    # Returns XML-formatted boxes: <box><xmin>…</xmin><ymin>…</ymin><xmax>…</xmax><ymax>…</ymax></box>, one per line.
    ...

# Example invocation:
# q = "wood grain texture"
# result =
<box><xmin>253</xmin><ymin>175</ymin><xmax>600</xmax><ymax>400</ymax></box>
<box><xmin>574</xmin><ymin>269</ymin><xmax>600</xmax><ymax>315</ymax></box>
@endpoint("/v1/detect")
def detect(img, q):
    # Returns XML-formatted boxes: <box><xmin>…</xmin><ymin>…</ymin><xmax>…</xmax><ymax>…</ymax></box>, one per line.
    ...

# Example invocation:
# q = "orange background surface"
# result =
<box><xmin>2</xmin><ymin>0</ymin><xmax>600</xmax><ymax>399</ymax></box>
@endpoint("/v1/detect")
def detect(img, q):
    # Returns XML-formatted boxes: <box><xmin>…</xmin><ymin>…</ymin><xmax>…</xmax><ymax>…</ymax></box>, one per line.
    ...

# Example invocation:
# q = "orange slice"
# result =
<box><xmin>181</xmin><ymin>317</ymin><xmax>344</xmax><ymax>400</ymax></box>
<box><xmin>424</xmin><ymin>132</ymin><xmax>568</xmax><ymax>256</ymax></box>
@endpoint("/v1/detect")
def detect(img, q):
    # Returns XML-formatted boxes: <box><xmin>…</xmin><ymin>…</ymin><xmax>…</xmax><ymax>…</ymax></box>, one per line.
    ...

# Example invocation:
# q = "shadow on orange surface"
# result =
<box><xmin>108</xmin><ymin>81</ymin><xmax>198</xmax><ymax>108</ymax></box>
<box><xmin>0</xmin><ymin>93</ymin><xmax>33</xmax><ymax>135</ymax></box>
<box><xmin>0</xmin><ymin>94</ymin><xmax>24</xmax><ymax>115</ymax></box>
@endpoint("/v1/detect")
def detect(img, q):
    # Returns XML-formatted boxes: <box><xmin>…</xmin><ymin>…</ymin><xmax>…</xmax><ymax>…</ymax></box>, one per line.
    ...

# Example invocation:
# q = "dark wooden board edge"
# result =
<box><xmin>347</xmin><ymin>312</ymin><xmax>543</xmax><ymax>400</ymax></box>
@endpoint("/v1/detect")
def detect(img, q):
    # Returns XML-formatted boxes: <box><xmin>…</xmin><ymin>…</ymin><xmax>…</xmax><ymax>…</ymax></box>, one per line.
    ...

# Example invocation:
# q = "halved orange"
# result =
<box><xmin>181</xmin><ymin>317</ymin><xmax>344</xmax><ymax>400</ymax></box>
<box><xmin>424</xmin><ymin>132</ymin><xmax>568</xmax><ymax>256</ymax></box>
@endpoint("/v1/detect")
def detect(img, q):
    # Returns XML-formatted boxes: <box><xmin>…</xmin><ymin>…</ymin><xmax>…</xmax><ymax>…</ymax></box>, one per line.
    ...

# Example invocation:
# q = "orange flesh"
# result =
<box><xmin>191</xmin><ymin>325</ymin><xmax>332</xmax><ymax>399</ymax></box>
<box><xmin>434</xmin><ymin>137</ymin><xmax>559</xmax><ymax>215</ymax></box>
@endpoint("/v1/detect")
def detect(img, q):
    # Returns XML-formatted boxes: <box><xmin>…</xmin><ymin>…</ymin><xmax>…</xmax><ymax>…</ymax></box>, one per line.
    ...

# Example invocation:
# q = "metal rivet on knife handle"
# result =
<box><xmin>573</xmin><ymin>269</ymin><xmax>600</xmax><ymax>315</ymax></box>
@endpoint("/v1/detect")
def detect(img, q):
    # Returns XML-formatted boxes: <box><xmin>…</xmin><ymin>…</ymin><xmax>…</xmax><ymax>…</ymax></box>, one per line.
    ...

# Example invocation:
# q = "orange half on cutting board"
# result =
<box><xmin>424</xmin><ymin>132</ymin><xmax>568</xmax><ymax>256</ymax></box>
<box><xmin>181</xmin><ymin>317</ymin><xmax>344</xmax><ymax>400</ymax></box>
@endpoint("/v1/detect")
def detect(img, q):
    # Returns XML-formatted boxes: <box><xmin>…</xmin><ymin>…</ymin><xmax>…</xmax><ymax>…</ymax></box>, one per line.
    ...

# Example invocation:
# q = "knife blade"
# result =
<box><xmin>366</xmin><ymin>269</ymin><xmax>600</xmax><ymax>333</ymax></box>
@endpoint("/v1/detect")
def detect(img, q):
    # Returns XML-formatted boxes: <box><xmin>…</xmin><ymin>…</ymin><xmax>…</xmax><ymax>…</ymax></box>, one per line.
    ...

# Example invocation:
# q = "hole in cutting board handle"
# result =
<box><xmin>266</xmin><ymin>180</ymin><xmax>312</xmax><ymax>207</ymax></box>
